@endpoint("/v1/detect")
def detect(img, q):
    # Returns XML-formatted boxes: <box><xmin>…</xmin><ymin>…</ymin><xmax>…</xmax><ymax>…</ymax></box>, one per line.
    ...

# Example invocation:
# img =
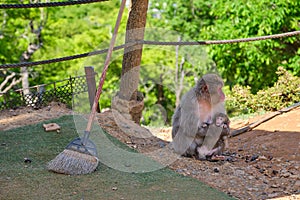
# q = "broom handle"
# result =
<box><xmin>83</xmin><ymin>0</ymin><xmax>126</xmax><ymax>144</ymax></box>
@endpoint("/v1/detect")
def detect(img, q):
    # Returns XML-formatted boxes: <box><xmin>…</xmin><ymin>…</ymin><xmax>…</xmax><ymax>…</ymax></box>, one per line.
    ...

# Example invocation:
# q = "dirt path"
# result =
<box><xmin>0</xmin><ymin>103</ymin><xmax>299</xmax><ymax>200</ymax></box>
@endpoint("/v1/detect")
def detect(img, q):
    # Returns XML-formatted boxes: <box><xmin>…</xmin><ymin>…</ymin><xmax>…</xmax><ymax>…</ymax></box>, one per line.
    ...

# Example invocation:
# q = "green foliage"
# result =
<box><xmin>148</xmin><ymin>1</ymin><xmax>213</xmax><ymax>39</ymax></box>
<box><xmin>0</xmin><ymin>1</ymin><xmax>125</xmax><ymax>84</ymax></box>
<box><xmin>201</xmin><ymin>0</ymin><xmax>300</xmax><ymax>92</ymax></box>
<box><xmin>1</xmin><ymin>0</ymin><xmax>300</xmax><ymax>126</ymax></box>
<box><xmin>137</xmin><ymin>27</ymin><xmax>219</xmax><ymax>125</ymax></box>
<box><xmin>150</xmin><ymin>0</ymin><xmax>300</xmax><ymax>93</ymax></box>
<box><xmin>33</xmin><ymin>1</ymin><xmax>126</xmax><ymax>83</ymax></box>
<box><xmin>227</xmin><ymin>67</ymin><xmax>300</xmax><ymax>116</ymax></box>
<box><xmin>0</xmin><ymin>5</ymin><xmax>41</xmax><ymax>64</ymax></box>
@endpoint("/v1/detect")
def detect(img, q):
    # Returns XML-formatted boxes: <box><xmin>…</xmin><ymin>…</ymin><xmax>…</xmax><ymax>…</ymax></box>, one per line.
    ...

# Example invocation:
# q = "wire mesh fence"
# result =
<box><xmin>0</xmin><ymin>75</ymin><xmax>88</xmax><ymax>110</ymax></box>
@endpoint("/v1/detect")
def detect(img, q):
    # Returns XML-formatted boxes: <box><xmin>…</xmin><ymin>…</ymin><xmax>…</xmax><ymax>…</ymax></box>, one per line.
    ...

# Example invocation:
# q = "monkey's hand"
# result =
<box><xmin>201</xmin><ymin>118</ymin><xmax>213</xmax><ymax>127</ymax></box>
<box><xmin>197</xmin><ymin>123</ymin><xmax>209</xmax><ymax>136</ymax></box>
<box><xmin>221</xmin><ymin>124</ymin><xmax>230</xmax><ymax>136</ymax></box>
<box><xmin>201</xmin><ymin>123</ymin><xmax>208</xmax><ymax>128</ymax></box>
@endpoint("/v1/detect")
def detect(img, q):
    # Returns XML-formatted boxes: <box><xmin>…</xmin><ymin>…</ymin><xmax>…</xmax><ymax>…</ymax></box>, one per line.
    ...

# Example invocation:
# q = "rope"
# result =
<box><xmin>1</xmin><ymin>30</ymin><xmax>300</xmax><ymax>69</ymax></box>
<box><xmin>0</xmin><ymin>44</ymin><xmax>126</xmax><ymax>69</ymax></box>
<box><xmin>0</xmin><ymin>0</ymin><xmax>108</xmax><ymax>9</ymax></box>
<box><xmin>141</xmin><ymin>30</ymin><xmax>300</xmax><ymax>46</ymax></box>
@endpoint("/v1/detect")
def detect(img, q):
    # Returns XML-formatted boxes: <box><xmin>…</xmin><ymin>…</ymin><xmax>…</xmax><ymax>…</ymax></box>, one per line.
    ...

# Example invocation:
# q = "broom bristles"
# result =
<box><xmin>47</xmin><ymin>149</ymin><xmax>99</xmax><ymax>175</ymax></box>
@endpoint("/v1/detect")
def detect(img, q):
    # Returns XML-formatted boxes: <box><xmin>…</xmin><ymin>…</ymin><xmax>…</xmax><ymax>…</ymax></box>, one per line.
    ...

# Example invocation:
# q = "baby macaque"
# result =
<box><xmin>215</xmin><ymin>112</ymin><xmax>230</xmax><ymax>149</ymax></box>
<box><xmin>196</xmin><ymin>113</ymin><xmax>230</xmax><ymax>160</ymax></box>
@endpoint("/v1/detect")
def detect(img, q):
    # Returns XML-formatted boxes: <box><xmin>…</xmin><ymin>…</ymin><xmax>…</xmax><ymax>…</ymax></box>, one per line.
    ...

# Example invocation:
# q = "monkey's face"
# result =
<box><xmin>215</xmin><ymin>116</ymin><xmax>225</xmax><ymax>126</ymax></box>
<box><xmin>209</xmin><ymin>84</ymin><xmax>225</xmax><ymax>105</ymax></box>
<box><xmin>200</xmin><ymin>74</ymin><xmax>225</xmax><ymax>105</ymax></box>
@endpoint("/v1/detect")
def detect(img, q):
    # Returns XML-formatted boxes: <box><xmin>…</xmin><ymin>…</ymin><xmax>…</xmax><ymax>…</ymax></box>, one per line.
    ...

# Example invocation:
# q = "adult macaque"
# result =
<box><xmin>196</xmin><ymin>113</ymin><xmax>230</xmax><ymax>160</ymax></box>
<box><xmin>171</xmin><ymin>73</ymin><xmax>227</xmax><ymax>158</ymax></box>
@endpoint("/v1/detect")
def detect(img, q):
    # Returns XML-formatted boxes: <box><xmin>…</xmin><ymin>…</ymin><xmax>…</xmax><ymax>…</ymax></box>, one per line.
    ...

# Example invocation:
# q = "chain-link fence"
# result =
<box><xmin>0</xmin><ymin>75</ymin><xmax>88</xmax><ymax>110</ymax></box>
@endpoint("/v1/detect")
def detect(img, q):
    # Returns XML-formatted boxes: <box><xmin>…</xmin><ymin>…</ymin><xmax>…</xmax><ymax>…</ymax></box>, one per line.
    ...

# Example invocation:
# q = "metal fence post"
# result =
<box><xmin>84</xmin><ymin>66</ymin><xmax>100</xmax><ymax>112</ymax></box>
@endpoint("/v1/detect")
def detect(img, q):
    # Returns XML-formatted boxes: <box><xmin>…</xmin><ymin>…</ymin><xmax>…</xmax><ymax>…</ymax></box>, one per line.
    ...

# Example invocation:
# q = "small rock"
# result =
<box><xmin>272</xmin><ymin>170</ymin><xmax>279</xmax><ymax>176</ymax></box>
<box><xmin>268</xmin><ymin>193</ymin><xmax>279</xmax><ymax>198</ymax></box>
<box><xmin>261</xmin><ymin>145</ymin><xmax>268</xmax><ymax>151</ymax></box>
<box><xmin>112</xmin><ymin>187</ymin><xmax>118</xmax><ymax>191</ymax></box>
<box><xmin>24</xmin><ymin>157</ymin><xmax>32</xmax><ymax>163</ymax></box>
<box><xmin>271</xmin><ymin>184</ymin><xmax>279</xmax><ymax>188</ymax></box>
<box><xmin>263</xmin><ymin>179</ymin><xmax>269</xmax><ymax>184</ymax></box>
<box><xmin>267</xmin><ymin>155</ymin><xmax>273</xmax><ymax>160</ymax></box>
<box><xmin>250</xmin><ymin>154</ymin><xmax>259</xmax><ymax>162</ymax></box>
<box><xmin>281</xmin><ymin>173</ymin><xmax>290</xmax><ymax>178</ymax></box>
<box><xmin>290</xmin><ymin>175</ymin><xmax>299</xmax><ymax>179</ymax></box>
<box><xmin>225</xmin><ymin>156</ymin><xmax>234</xmax><ymax>162</ymax></box>
<box><xmin>213</xmin><ymin>167</ymin><xmax>220</xmax><ymax>173</ymax></box>
<box><xmin>157</xmin><ymin>141</ymin><xmax>166</xmax><ymax>148</ymax></box>
<box><xmin>258</xmin><ymin>155</ymin><xmax>268</xmax><ymax>161</ymax></box>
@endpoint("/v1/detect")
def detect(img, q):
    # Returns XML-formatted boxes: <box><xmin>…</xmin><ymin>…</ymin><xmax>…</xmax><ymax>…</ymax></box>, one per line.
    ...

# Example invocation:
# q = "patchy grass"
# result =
<box><xmin>0</xmin><ymin>115</ymin><xmax>234</xmax><ymax>200</ymax></box>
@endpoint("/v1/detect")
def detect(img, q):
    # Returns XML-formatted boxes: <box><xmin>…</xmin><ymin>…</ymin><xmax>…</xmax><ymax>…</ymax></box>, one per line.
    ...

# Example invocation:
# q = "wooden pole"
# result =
<box><xmin>85</xmin><ymin>66</ymin><xmax>100</xmax><ymax>112</ymax></box>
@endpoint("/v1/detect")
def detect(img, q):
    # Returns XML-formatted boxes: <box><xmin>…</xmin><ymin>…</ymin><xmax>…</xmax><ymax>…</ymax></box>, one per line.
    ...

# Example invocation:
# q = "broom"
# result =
<box><xmin>47</xmin><ymin>0</ymin><xmax>126</xmax><ymax>175</ymax></box>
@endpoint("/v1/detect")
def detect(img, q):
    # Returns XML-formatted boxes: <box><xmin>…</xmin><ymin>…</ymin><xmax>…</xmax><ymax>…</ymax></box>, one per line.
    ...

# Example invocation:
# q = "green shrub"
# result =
<box><xmin>227</xmin><ymin>67</ymin><xmax>300</xmax><ymax>116</ymax></box>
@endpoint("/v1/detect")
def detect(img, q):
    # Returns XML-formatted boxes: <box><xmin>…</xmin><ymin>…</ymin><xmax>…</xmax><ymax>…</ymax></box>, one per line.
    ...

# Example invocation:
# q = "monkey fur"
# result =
<box><xmin>172</xmin><ymin>73</ymin><xmax>229</xmax><ymax>158</ymax></box>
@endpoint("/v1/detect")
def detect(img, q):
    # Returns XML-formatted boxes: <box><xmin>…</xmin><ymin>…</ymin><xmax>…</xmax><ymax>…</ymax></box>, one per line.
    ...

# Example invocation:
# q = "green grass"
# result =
<box><xmin>0</xmin><ymin>115</ymin><xmax>235</xmax><ymax>200</ymax></box>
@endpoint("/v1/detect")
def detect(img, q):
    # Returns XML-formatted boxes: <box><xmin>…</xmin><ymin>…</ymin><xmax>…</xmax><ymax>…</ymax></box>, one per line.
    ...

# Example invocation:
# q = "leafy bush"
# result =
<box><xmin>227</xmin><ymin>67</ymin><xmax>300</xmax><ymax>116</ymax></box>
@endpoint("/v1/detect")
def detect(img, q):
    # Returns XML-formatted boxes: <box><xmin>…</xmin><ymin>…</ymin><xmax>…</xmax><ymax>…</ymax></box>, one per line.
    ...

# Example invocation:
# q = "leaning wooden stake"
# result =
<box><xmin>231</xmin><ymin>102</ymin><xmax>300</xmax><ymax>137</ymax></box>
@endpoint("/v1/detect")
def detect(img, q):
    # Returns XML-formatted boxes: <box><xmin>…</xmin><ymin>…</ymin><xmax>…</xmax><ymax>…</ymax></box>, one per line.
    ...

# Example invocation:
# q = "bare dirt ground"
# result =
<box><xmin>0</xmin><ymin>102</ymin><xmax>299</xmax><ymax>200</ymax></box>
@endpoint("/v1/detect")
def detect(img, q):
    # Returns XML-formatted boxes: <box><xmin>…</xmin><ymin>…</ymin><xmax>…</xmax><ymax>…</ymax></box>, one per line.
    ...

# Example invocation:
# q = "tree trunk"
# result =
<box><xmin>20</xmin><ymin>10</ymin><xmax>46</xmax><ymax>103</ymax></box>
<box><xmin>119</xmin><ymin>0</ymin><xmax>148</xmax><ymax>101</ymax></box>
<box><xmin>112</xmin><ymin>0</ymin><xmax>149</xmax><ymax>124</ymax></box>
<box><xmin>21</xmin><ymin>67</ymin><xmax>30</xmax><ymax>96</ymax></box>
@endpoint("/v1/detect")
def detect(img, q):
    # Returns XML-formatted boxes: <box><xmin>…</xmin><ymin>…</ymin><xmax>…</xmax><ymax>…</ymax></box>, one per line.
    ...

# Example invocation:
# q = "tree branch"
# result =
<box><xmin>0</xmin><ymin>71</ymin><xmax>22</xmax><ymax>93</ymax></box>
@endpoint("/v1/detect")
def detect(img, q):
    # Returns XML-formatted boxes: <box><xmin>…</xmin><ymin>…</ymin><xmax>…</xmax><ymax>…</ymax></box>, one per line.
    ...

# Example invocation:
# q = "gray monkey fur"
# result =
<box><xmin>171</xmin><ymin>74</ymin><xmax>228</xmax><ymax>157</ymax></box>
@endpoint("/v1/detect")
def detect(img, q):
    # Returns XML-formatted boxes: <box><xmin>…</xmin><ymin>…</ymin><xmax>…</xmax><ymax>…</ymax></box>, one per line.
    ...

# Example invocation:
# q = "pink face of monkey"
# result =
<box><xmin>209</xmin><ymin>84</ymin><xmax>225</xmax><ymax>105</ymax></box>
<box><xmin>218</xmin><ymin>86</ymin><xmax>225</xmax><ymax>102</ymax></box>
<box><xmin>215</xmin><ymin>116</ymin><xmax>226</xmax><ymax>127</ymax></box>
<box><xmin>214</xmin><ymin>113</ymin><xmax>230</xmax><ymax>128</ymax></box>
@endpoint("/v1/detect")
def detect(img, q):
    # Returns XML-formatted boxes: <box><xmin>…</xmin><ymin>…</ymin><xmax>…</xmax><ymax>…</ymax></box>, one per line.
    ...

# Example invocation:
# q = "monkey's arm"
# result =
<box><xmin>180</xmin><ymin>94</ymin><xmax>201</xmax><ymax>138</ymax></box>
<box><xmin>171</xmin><ymin>106</ymin><xmax>181</xmax><ymax>138</ymax></box>
<box><xmin>220</xmin><ymin>122</ymin><xmax>230</xmax><ymax>137</ymax></box>
<box><xmin>172</xmin><ymin>92</ymin><xmax>200</xmax><ymax>155</ymax></box>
